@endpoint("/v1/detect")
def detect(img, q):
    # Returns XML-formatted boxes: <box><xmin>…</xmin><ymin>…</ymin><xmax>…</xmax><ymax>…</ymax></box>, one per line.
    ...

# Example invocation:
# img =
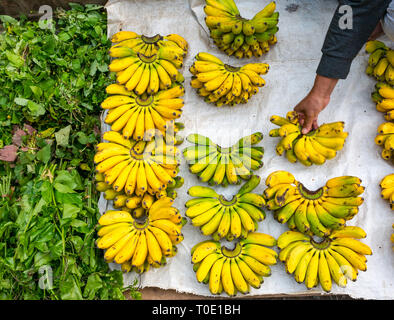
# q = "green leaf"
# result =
<box><xmin>30</xmin><ymin>86</ymin><xmax>43</xmax><ymax>100</ymax></box>
<box><xmin>55</xmin><ymin>126</ymin><xmax>71</xmax><ymax>147</ymax></box>
<box><xmin>14</xmin><ymin>97</ymin><xmax>29</xmax><ymax>106</ymax></box>
<box><xmin>83</xmin><ymin>274</ymin><xmax>103</xmax><ymax>300</ymax></box>
<box><xmin>5</xmin><ymin>51</ymin><xmax>24</xmax><ymax>68</ymax></box>
<box><xmin>27</xmin><ymin>100</ymin><xmax>46</xmax><ymax>117</ymax></box>
<box><xmin>0</xmin><ymin>15</ymin><xmax>18</xmax><ymax>25</ymax></box>
<box><xmin>36</xmin><ymin>144</ymin><xmax>52</xmax><ymax>164</ymax></box>
<box><xmin>60</xmin><ymin>276</ymin><xmax>83</xmax><ymax>300</ymax></box>
<box><xmin>62</xmin><ymin>203</ymin><xmax>80</xmax><ymax>221</ymax></box>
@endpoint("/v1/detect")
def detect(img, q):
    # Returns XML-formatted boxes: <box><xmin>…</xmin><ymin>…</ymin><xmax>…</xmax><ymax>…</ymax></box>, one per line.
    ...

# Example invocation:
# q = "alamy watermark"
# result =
<box><xmin>38</xmin><ymin>5</ymin><xmax>53</xmax><ymax>30</ymax></box>
<box><xmin>338</xmin><ymin>5</ymin><xmax>353</xmax><ymax>30</ymax></box>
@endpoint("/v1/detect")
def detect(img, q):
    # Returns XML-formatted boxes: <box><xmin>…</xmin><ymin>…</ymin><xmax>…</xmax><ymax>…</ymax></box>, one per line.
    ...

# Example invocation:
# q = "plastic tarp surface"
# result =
<box><xmin>101</xmin><ymin>0</ymin><xmax>394</xmax><ymax>299</ymax></box>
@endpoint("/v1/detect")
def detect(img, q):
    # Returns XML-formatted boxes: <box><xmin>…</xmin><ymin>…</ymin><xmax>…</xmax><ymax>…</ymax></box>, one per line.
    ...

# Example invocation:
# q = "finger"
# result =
<box><xmin>312</xmin><ymin>119</ymin><xmax>319</xmax><ymax>131</ymax></box>
<box><xmin>301</xmin><ymin>116</ymin><xmax>314</xmax><ymax>135</ymax></box>
<box><xmin>297</xmin><ymin>113</ymin><xmax>305</xmax><ymax>126</ymax></box>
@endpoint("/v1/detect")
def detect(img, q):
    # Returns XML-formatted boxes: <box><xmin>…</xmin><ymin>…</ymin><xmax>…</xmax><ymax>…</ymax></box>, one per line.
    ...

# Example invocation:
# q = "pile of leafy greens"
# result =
<box><xmin>0</xmin><ymin>3</ymin><xmax>141</xmax><ymax>300</ymax></box>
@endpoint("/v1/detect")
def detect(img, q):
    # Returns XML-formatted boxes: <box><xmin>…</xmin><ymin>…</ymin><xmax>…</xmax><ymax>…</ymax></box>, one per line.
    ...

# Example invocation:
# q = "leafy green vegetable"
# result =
<box><xmin>0</xmin><ymin>4</ymin><xmax>141</xmax><ymax>300</ymax></box>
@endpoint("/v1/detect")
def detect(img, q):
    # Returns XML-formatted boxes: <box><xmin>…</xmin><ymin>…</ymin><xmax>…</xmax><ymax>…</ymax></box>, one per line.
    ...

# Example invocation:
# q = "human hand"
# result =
<box><xmin>294</xmin><ymin>92</ymin><xmax>329</xmax><ymax>134</ymax></box>
<box><xmin>294</xmin><ymin>75</ymin><xmax>338</xmax><ymax>134</ymax></box>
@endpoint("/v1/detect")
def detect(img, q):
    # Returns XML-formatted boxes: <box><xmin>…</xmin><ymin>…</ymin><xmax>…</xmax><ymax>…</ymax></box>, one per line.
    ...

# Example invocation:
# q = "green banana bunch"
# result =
<box><xmin>277</xmin><ymin>226</ymin><xmax>372</xmax><ymax>292</ymax></box>
<box><xmin>263</xmin><ymin>171</ymin><xmax>365</xmax><ymax>236</ymax></box>
<box><xmin>269</xmin><ymin>111</ymin><xmax>348</xmax><ymax>166</ymax></box>
<box><xmin>183</xmin><ymin>132</ymin><xmax>264</xmax><ymax>186</ymax></box>
<box><xmin>185</xmin><ymin>175</ymin><xmax>265</xmax><ymax>240</ymax></box>
<box><xmin>191</xmin><ymin>231</ymin><xmax>277</xmax><ymax>296</ymax></box>
<box><xmin>190</xmin><ymin>52</ymin><xmax>269</xmax><ymax>106</ymax></box>
<box><xmin>204</xmin><ymin>1</ymin><xmax>279</xmax><ymax>58</ymax></box>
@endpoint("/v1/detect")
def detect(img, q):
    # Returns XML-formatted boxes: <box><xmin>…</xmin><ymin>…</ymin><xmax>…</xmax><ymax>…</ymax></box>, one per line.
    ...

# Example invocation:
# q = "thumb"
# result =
<box><xmin>301</xmin><ymin>116</ymin><xmax>314</xmax><ymax>135</ymax></box>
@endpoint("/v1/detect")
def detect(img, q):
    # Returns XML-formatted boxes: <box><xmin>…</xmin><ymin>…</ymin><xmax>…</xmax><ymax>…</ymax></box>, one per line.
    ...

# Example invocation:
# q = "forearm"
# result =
<box><xmin>309</xmin><ymin>75</ymin><xmax>339</xmax><ymax>101</ymax></box>
<box><xmin>317</xmin><ymin>0</ymin><xmax>391</xmax><ymax>79</ymax></box>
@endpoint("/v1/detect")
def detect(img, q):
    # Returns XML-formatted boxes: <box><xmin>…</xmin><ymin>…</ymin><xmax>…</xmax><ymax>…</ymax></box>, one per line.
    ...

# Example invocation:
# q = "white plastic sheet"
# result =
<box><xmin>101</xmin><ymin>0</ymin><xmax>394</xmax><ymax>299</ymax></box>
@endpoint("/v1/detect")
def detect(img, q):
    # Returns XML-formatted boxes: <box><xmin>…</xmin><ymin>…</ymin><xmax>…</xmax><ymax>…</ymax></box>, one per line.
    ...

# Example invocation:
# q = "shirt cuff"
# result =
<box><xmin>316</xmin><ymin>54</ymin><xmax>353</xmax><ymax>79</ymax></box>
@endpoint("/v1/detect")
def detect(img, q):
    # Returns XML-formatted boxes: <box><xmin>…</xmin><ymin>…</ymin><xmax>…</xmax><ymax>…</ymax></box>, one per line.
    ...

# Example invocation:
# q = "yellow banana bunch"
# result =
<box><xmin>269</xmin><ymin>111</ymin><xmax>348</xmax><ymax>166</ymax></box>
<box><xmin>185</xmin><ymin>175</ymin><xmax>265</xmax><ymax>240</ymax></box>
<box><xmin>108</xmin><ymin>41</ymin><xmax>186</xmax><ymax>95</ymax></box>
<box><xmin>379</xmin><ymin>174</ymin><xmax>394</xmax><ymax>210</ymax></box>
<box><xmin>183</xmin><ymin>132</ymin><xmax>264</xmax><ymax>186</ymax></box>
<box><xmin>110</xmin><ymin>31</ymin><xmax>187</xmax><ymax>62</ymax></box>
<box><xmin>95</xmin><ymin>172</ymin><xmax>184</xmax><ymax>217</ymax></box>
<box><xmin>263</xmin><ymin>171</ymin><xmax>365</xmax><ymax>236</ymax></box>
<box><xmin>191</xmin><ymin>231</ymin><xmax>277</xmax><ymax>296</ymax></box>
<box><xmin>204</xmin><ymin>1</ymin><xmax>278</xmax><ymax>58</ymax></box>
<box><xmin>103</xmin><ymin>83</ymin><xmax>185</xmax><ymax>140</ymax></box>
<box><xmin>94</xmin><ymin>131</ymin><xmax>181</xmax><ymax>197</ymax></box>
<box><xmin>375</xmin><ymin>122</ymin><xmax>394</xmax><ymax>162</ymax></box>
<box><xmin>190</xmin><ymin>52</ymin><xmax>269</xmax><ymax>106</ymax></box>
<box><xmin>96</xmin><ymin>197</ymin><xmax>185</xmax><ymax>273</ymax></box>
<box><xmin>277</xmin><ymin>226</ymin><xmax>372</xmax><ymax>292</ymax></box>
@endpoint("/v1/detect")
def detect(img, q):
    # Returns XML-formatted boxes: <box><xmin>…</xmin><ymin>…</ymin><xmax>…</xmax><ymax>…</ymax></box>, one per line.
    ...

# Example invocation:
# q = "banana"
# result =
<box><xmin>221</xmin><ymin>258</ymin><xmax>236</xmax><ymax>296</ymax></box>
<box><xmin>374</xmin><ymin>57</ymin><xmax>389</xmax><ymax>78</ymax></box>
<box><xmin>277</xmin><ymin>230</ymin><xmax>310</xmax><ymax>249</ymax></box>
<box><xmin>331</xmin><ymin>238</ymin><xmax>372</xmax><ymax>255</ymax></box>
<box><xmin>131</xmin><ymin>230</ymin><xmax>148</xmax><ymax>267</ymax></box>
<box><xmin>96</xmin><ymin>224</ymin><xmax>133</xmax><ymax>249</ymax></box>
<box><xmin>192</xmin><ymin>240</ymin><xmax>221</xmax><ymax>264</ymax></box>
<box><xmin>306</xmin><ymin>201</ymin><xmax>329</xmax><ymax>237</ymax></box>
<box><xmin>200</xmin><ymin>208</ymin><xmax>225</xmax><ymax>236</ymax></box>
<box><xmin>242</xmin><ymin>243</ymin><xmax>277</xmax><ymax>266</ymax></box>
<box><xmin>196</xmin><ymin>252</ymin><xmax>221</xmax><ymax>282</ymax></box>
<box><xmin>314</xmin><ymin>202</ymin><xmax>345</xmax><ymax>229</ymax></box>
<box><xmin>293</xmin><ymin>248</ymin><xmax>315</xmax><ymax>283</ymax></box>
<box><xmin>148</xmin><ymin>226</ymin><xmax>173</xmax><ymax>256</ymax></box>
<box><xmin>253</xmin><ymin>1</ymin><xmax>276</xmax><ymax>20</ymax></box>
<box><xmin>304</xmin><ymin>250</ymin><xmax>319</xmax><ymax>289</ymax></box>
<box><xmin>330</xmin><ymin>245</ymin><xmax>367</xmax><ymax>271</ymax></box>
<box><xmin>234</xmin><ymin>205</ymin><xmax>255</xmax><ymax>233</ymax></box>
<box><xmin>209</xmin><ymin>257</ymin><xmax>226</xmax><ymax>295</ymax></box>
<box><xmin>328</xmin><ymin>248</ymin><xmax>358</xmax><ymax>281</ymax></box>
<box><xmin>275</xmin><ymin>198</ymin><xmax>304</xmax><ymax>224</ymax></box>
<box><xmin>192</xmin><ymin>206</ymin><xmax>223</xmax><ymax>227</ymax></box>
<box><xmin>230</xmin><ymin>258</ymin><xmax>250</xmax><ymax>294</ymax></box>
<box><xmin>318</xmin><ymin>250</ymin><xmax>332</xmax><ymax>292</ymax></box>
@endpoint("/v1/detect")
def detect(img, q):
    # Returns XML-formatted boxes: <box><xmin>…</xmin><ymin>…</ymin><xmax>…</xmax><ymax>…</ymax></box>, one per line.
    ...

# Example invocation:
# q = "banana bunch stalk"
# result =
<box><xmin>269</xmin><ymin>111</ymin><xmax>348</xmax><ymax>166</ymax></box>
<box><xmin>277</xmin><ymin>227</ymin><xmax>372</xmax><ymax>292</ymax></box>
<box><xmin>96</xmin><ymin>172</ymin><xmax>184</xmax><ymax>215</ymax></box>
<box><xmin>183</xmin><ymin>132</ymin><xmax>264</xmax><ymax>186</ymax></box>
<box><xmin>96</xmin><ymin>197</ymin><xmax>185</xmax><ymax>273</ymax></box>
<box><xmin>375</xmin><ymin>122</ymin><xmax>394</xmax><ymax>162</ymax></box>
<box><xmin>365</xmin><ymin>40</ymin><xmax>394</xmax><ymax>118</ymax></box>
<box><xmin>263</xmin><ymin>171</ymin><xmax>365</xmax><ymax>237</ymax></box>
<box><xmin>190</xmin><ymin>52</ymin><xmax>269</xmax><ymax>106</ymax></box>
<box><xmin>111</xmin><ymin>31</ymin><xmax>188</xmax><ymax>58</ymax></box>
<box><xmin>191</xmin><ymin>232</ymin><xmax>277</xmax><ymax>296</ymax></box>
<box><xmin>108</xmin><ymin>38</ymin><xmax>186</xmax><ymax>95</ymax></box>
<box><xmin>379</xmin><ymin>174</ymin><xmax>394</xmax><ymax>210</ymax></box>
<box><xmin>94</xmin><ymin>131</ymin><xmax>181</xmax><ymax>198</ymax></box>
<box><xmin>204</xmin><ymin>0</ymin><xmax>278</xmax><ymax>58</ymax></box>
<box><xmin>102</xmin><ymin>83</ymin><xmax>185</xmax><ymax>140</ymax></box>
<box><xmin>186</xmin><ymin>175</ymin><xmax>265</xmax><ymax>240</ymax></box>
